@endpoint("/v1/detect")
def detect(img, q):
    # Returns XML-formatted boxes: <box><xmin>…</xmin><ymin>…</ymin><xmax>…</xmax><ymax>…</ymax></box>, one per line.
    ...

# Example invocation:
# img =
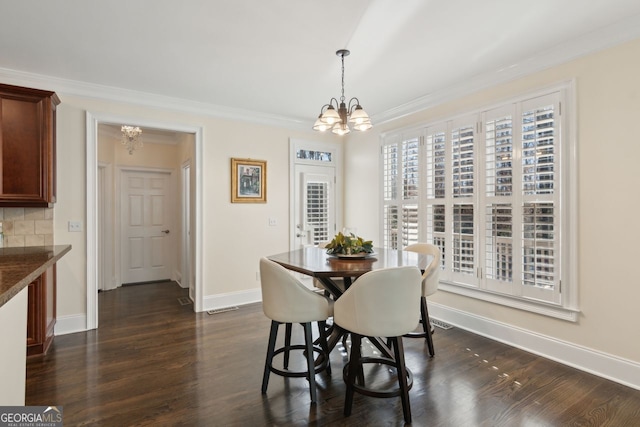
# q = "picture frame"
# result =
<box><xmin>231</xmin><ymin>158</ymin><xmax>267</xmax><ymax>203</ymax></box>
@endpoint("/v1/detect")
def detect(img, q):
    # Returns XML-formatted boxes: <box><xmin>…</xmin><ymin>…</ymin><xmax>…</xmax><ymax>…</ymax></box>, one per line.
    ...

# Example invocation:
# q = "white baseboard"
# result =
<box><xmin>55</xmin><ymin>314</ymin><xmax>89</xmax><ymax>335</ymax></box>
<box><xmin>203</xmin><ymin>288</ymin><xmax>262</xmax><ymax>312</ymax></box>
<box><xmin>174</xmin><ymin>271</ymin><xmax>188</xmax><ymax>288</ymax></box>
<box><xmin>429</xmin><ymin>302</ymin><xmax>640</xmax><ymax>391</ymax></box>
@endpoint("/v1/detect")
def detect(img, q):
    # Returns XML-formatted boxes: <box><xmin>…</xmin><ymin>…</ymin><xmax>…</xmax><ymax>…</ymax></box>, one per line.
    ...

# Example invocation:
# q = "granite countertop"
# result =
<box><xmin>0</xmin><ymin>245</ymin><xmax>72</xmax><ymax>309</ymax></box>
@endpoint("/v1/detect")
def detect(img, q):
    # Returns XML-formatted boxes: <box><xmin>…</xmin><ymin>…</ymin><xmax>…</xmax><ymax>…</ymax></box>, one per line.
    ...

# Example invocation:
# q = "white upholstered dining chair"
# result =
<box><xmin>259</xmin><ymin>257</ymin><xmax>334</xmax><ymax>404</ymax></box>
<box><xmin>403</xmin><ymin>243</ymin><xmax>441</xmax><ymax>356</ymax></box>
<box><xmin>333</xmin><ymin>266</ymin><xmax>422</xmax><ymax>424</ymax></box>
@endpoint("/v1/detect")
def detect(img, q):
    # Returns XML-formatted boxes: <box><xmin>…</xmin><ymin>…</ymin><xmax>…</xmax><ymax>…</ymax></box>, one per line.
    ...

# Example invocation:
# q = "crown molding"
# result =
<box><xmin>0</xmin><ymin>67</ymin><xmax>311</xmax><ymax>132</ymax></box>
<box><xmin>372</xmin><ymin>13</ymin><xmax>640</xmax><ymax>126</ymax></box>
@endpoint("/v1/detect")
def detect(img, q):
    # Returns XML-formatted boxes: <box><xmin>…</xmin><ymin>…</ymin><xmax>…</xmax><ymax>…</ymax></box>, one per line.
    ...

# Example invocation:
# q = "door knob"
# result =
<box><xmin>162</xmin><ymin>230</ymin><xmax>170</xmax><ymax>234</ymax></box>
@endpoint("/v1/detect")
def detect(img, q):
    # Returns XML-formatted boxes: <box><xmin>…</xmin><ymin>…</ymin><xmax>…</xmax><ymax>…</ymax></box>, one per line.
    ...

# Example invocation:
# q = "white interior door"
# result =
<box><xmin>121</xmin><ymin>170</ymin><xmax>174</xmax><ymax>284</ymax></box>
<box><xmin>293</xmin><ymin>164</ymin><xmax>336</xmax><ymax>249</ymax></box>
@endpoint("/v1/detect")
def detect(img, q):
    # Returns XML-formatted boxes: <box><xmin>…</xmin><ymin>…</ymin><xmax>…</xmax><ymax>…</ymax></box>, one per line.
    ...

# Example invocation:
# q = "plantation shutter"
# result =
<box><xmin>519</xmin><ymin>93</ymin><xmax>561</xmax><ymax>304</ymax></box>
<box><xmin>382</xmin><ymin>134</ymin><xmax>421</xmax><ymax>249</ymax></box>
<box><xmin>483</xmin><ymin>106</ymin><xmax>516</xmax><ymax>294</ymax></box>
<box><xmin>305</xmin><ymin>181</ymin><xmax>330</xmax><ymax>245</ymax></box>
<box><xmin>450</xmin><ymin>118</ymin><xmax>477</xmax><ymax>285</ymax></box>
<box><xmin>425</xmin><ymin>125</ymin><xmax>447</xmax><ymax>270</ymax></box>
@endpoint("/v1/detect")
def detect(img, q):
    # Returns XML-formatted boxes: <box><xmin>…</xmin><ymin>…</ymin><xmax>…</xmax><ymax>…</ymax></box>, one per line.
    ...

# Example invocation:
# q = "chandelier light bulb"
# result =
<box><xmin>320</xmin><ymin>105</ymin><xmax>341</xmax><ymax>125</ymax></box>
<box><xmin>313</xmin><ymin>115</ymin><xmax>332</xmax><ymax>132</ymax></box>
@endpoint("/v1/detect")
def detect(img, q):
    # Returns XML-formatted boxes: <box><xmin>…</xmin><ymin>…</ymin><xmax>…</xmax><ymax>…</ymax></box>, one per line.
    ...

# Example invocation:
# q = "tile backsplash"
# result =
<box><xmin>0</xmin><ymin>207</ymin><xmax>54</xmax><ymax>247</ymax></box>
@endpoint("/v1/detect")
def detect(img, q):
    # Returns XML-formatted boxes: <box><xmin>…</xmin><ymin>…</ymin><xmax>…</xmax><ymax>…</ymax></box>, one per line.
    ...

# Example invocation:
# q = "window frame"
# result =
<box><xmin>380</xmin><ymin>82</ymin><xmax>579</xmax><ymax>321</ymax></box>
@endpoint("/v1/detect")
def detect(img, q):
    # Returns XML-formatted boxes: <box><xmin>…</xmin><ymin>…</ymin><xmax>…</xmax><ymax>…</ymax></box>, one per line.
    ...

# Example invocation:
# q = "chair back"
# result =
<box><xmin>259</xmin><ymin>258</ymin><xmax>333</xmax><ymax>323</ymax></box>
<box><xmin>404</xmin><ymin>243</ymin><xmax>441</xmax><ymax>297</ymax></box>
<box><xmin>334</xmin><ymin>266</ymin><xmax>421</xmax><ymax>337</ymax></box>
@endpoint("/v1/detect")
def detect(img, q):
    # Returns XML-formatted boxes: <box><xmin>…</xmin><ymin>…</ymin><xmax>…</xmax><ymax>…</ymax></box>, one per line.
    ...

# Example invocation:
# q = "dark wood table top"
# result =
<box><xmin>267</xmin><ymin>246</ymin><xmax>432</xmax><ymax>279</ymax></box>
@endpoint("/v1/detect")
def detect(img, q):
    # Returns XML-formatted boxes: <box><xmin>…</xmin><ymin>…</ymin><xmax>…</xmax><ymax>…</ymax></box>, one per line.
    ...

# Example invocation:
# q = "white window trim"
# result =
<box><xmin>380</xmin><ymin>80</ymin><xmax>579</xmax><ymax>321</ymax></box>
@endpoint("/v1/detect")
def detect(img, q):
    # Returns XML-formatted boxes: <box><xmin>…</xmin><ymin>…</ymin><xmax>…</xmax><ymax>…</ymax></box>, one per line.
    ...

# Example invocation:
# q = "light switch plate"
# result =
<box><xmin>68</xmin><ymin>221</ymin><xmax>83</xmax><ymax>232</ymax></box>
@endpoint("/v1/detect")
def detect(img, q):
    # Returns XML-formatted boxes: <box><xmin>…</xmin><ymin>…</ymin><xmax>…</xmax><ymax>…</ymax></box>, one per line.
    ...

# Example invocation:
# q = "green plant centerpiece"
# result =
<box><xmin>325</xmin><ymin>232</ymin><xmax>373</xmax><ymax>256</ymax></box>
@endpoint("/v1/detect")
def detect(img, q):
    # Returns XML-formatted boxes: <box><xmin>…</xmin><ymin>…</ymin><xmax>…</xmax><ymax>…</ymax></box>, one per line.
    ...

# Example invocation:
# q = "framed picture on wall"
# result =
<box><xmin>231</xmin><ymin>158</ymin><xmax>267</xmax><ymax>203</ymax></box>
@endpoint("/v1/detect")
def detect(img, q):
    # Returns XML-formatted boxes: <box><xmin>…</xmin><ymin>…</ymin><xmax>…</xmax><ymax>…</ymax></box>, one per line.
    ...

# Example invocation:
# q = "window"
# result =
<box><xmin>381</xmin><ymin>86</ymin><xmax>577</xmax><ymax>320</ymax></box>
<box><xmin>383</xmin><ymin>135</ymin><xmax>420</xmax><ymax>249</ymax></box>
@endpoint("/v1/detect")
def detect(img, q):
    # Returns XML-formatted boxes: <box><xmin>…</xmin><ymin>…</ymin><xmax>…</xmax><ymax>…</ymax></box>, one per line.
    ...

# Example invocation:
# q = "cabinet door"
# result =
<box><xmin>26</xmin><ymin>277</ymin><xmax>43</xmax><ymax>349</ymax></box>
<box><xmin>0</xmin><ymin>84</ymin><xmax>59</xmax><ymax>207</ymax></box>
<box><xmin>26</xmin><ymin>266</ymin><xmax>56</xmax><ymax>356</ymax></box>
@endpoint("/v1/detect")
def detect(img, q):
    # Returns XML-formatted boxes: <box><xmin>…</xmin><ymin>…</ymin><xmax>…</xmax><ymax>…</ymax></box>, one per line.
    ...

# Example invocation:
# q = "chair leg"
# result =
<box><xmin>284</xmin><ymin>322</ymin><xmax>292</xmax><ymax>369</ymax></box>
<box><xmin>303</xmin><ymin>322</ymin><xmax>318</xmax><ymax>403</ymax></box>
<box><xmin>421</xmin><ymin>296</ymin><xmax>435</xmax><ymax>357</ymax></box>
<box><xmin>262</xmin><ymin>320</ymin><xmax>279</xmax><ymax>394</ymax></box>
<box><xmin>391</xmin><ymin>336</ymin><xmax>412</xmax><ymax>424</ymax></box>
<box><xmin>318</xmin><ymin>320</ymin><xmax>331</xmax><ymax>375</ymax></box>
<box><xmin>344</xmin><ymin>333</ymin><xmax>362</xmax><ymax>417</ymax></box>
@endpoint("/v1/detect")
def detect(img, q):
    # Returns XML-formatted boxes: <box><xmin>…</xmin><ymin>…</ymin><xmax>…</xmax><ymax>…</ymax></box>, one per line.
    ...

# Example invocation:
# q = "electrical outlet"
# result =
<box><xmin>68</xmin><ymin>221</ymin><xmax>83</xmax><ymax>232</ymax></box>
<box><xmin>268</xmin><ymin>217</ymin><xmax>277</xmax><ymax>226</ymax></box>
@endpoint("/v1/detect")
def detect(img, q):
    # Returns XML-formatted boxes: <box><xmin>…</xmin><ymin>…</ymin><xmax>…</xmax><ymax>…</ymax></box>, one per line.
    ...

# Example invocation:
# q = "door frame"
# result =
<box><xmin>181</xmin><ymin>161</ymin><xmax>192</xmax><ymax>299</ymax></box>
<box><xmin>86</xmin><ymin>112</ymin><xmax>204</xmax><ymax>330</ymax></box>
<box><xmin>97</xmin><ymin>162</ymin><xmax>115</xmax><ymax>291</ymax></box>
<box><xmin>117</xmin><ymin>166</ymin><xmax>176</xmax><ymax>286</ymax></box>
<box><xmin>289</xmin><ymin>138</ymin><xmax>343</xmax><ymax>251</ymax></box>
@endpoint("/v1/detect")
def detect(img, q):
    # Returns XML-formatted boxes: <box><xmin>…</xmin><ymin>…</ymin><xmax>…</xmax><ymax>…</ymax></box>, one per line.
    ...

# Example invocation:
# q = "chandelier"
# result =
<box><xmin>121</xmin><ymin>125</ymin><xmax>143</xmax><ymax>154</ymax></box>
<box><xmin>313</xmin><ymin>49</ymin><xmax>372</xmax><ymax>136</ymax></box>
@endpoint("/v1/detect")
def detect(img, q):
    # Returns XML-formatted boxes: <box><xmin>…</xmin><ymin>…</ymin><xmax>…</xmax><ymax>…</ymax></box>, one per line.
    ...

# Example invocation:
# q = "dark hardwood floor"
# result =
<box><xmin>26</xmin><ymin>282</ymin><xmax>640</xmax><ymax>426</ymax></box>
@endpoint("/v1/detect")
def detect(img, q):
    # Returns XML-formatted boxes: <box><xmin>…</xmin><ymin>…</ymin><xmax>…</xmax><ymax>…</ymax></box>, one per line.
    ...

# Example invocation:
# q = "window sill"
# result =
<box><xmin>438</xmin><ymin>282</ymin><xmax>580</xmax><ymax>322</ymax></box>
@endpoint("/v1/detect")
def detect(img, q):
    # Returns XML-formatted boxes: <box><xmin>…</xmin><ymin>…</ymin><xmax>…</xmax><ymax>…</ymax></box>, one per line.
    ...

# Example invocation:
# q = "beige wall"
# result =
<box><xmin>54</xmin><ymin>94</ymin><xmax>333</xmax><ymax>318</ymax></box>
<box><xmin>345</xmin><ymin>38</ymin><xmax>640</xmax><ymax>363</ymax></box>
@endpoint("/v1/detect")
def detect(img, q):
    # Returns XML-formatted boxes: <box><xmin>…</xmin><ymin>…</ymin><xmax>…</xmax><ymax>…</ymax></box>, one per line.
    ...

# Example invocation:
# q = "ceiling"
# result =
<box><xmin>2</xmin><ymin>0</ymin><xmax>640</xmax><ymax>129</ymax></box>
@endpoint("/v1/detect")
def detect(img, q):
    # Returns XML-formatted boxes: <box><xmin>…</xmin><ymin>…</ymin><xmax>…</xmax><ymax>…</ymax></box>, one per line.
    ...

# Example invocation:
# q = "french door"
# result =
<box><xmin>289</xmin><ymin>139</ymin><xmax>343</xmax><ymax>251</ymax></box>
<box><xmin>294</xmin><ymin>164</ymin><xmax>336</xmax><ymax>248</ymax></box>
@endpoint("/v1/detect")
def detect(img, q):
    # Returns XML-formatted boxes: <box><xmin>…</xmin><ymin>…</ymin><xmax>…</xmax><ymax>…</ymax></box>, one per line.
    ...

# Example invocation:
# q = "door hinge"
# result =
<box><xmin>559</xmin><ymin>280</ymin><xmax>562</xmax><ymax>293</ymax></box>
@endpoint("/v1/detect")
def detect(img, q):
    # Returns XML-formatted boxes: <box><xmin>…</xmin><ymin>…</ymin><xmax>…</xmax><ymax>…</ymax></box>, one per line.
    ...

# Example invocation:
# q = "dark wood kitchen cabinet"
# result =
<box><xmin>26</xmin><ymin>265</ymin><xmax>56</xmax><ymax>356</ymax></box>
<box><xmin>0</xmin><ymin>83</ymin><xmax>59</xmax><ymax>207</ymax></box>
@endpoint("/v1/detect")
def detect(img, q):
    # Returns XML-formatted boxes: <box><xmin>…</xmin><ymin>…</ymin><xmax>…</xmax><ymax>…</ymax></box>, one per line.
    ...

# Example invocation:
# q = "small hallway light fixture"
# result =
<box><xmin>313</xmin><ymin>49</ymin><xmax>372</xmax><ymax>136</ymax></box>
<box><xmin>121</xmin><ymin>125</ymin><xmax>143</xmax><ymax>154</ymax></box>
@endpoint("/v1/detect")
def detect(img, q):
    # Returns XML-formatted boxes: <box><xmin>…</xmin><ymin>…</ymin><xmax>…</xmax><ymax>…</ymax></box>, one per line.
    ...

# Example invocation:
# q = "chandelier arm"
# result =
<box><xmin>347</xmin><ymin>97</ymin><xmax>361</xmax><ymax>114</ymax></box>
<box><xmin>319</xmin><ymin>98</ymin><xmax>340</xmax><ymax>113</ymax></box>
